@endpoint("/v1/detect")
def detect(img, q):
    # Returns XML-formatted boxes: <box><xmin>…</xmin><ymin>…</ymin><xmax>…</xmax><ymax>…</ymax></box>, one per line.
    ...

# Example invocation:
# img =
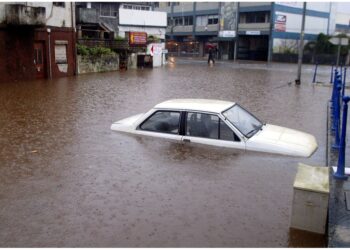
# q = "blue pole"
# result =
<box><xmin>343</xmin><ymin>67</ymin><xmax>346</xmax><ymax>96</ymax></box>
<box><xmin>312</xmin><ymin>63</ymin><xmax>318</xmax><ymax>83</ymax></box>
<box><xmin>334</xmin><ymin>96</ymin><xmax>350</xmax><ymax>180</ymax></box>
<box><xmin>330</xmin><ymin>64</ymin><xmax>334</xmax><ymax>83</ymax></box>
<box><xmin>342</xmin><ymin>68</ymin><xmax>347</xmax><ymax>98</ymax></box>
<box><xmin>333</xmin><ymin>83</ymin><xmax>342</xmax><ymax>149</ymax></box>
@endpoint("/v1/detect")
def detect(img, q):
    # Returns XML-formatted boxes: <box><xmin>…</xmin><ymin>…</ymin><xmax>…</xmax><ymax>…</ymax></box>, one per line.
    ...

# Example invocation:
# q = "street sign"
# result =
<box><xmin>329</xmin><ymin>37</ymin><xmax>349</xmax><ymax>46</ymax></box>
<box><xmin>246</xmin><ymin>31</ymin><xmax>261</xmax><ymax>35</ymax></box>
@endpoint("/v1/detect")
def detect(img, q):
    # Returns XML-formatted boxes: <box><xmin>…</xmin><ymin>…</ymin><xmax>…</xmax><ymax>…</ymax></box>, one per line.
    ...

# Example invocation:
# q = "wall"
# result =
<box><xmin>118</xmin><ymin>26</ymin><xmax>166</xmax><ymax>39</ymax></box>
<box><xmin>0</xmin><ymin>3</ymin><xmax>74</xmax><ymax>28</ymax></box>
<box><xmin>119</xmin><ymin>8</ymin><xmax>167</xmax><ymax>27</ymax></box>
<box><xmin>0</xmin><ymin>27</ymin><xmax>36</xmax><ymax>82</ymax></box>
<box><xmin>274</xmin><ymin>11</ymin><xmax>329</xmax><ymax>35</ymax></box>
<box><xmin>78</xmin><ymin>54</ymin><xmax>119</xmax><ymax>74</ymax></box>
<box><xmin>196</xmin><ymin>2</ymin><xmax>219</xmax><ymax>11</ymax></box>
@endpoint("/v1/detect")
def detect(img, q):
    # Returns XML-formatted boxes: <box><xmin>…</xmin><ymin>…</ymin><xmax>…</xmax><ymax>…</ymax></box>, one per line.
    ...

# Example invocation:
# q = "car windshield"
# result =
<box><xmin>222</xmin><ymin>104</ymin><xmax>263</xmax><ymax>138</ymax></box>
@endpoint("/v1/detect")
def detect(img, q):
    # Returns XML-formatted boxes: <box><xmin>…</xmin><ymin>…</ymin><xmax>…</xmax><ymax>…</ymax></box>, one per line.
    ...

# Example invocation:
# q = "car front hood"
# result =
<box><xmin>246</xmin><ymin>124</ymin><xmax>318</xmax><ymax>157</ymax></box>
<box><xmin>111</xmin><ymin>113</ymin><xmax>144</xmax><ymax>132</ymax></box>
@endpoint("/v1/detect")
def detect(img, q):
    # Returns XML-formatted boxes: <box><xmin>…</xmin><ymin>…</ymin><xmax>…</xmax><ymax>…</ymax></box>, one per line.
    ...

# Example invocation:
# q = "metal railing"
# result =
<box><xmin>330</xmin><ymin>66</ymin><xmax>349</xmax><ymax>179</ymax></box>
<box><xmin>77</xmin><ymin>38</ymin><xmax>129</xmax><ymax>50</ymax></box>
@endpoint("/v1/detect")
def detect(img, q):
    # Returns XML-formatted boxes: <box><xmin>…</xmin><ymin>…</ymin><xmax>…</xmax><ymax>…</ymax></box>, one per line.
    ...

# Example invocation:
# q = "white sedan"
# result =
<box><xmin>111</xmin><ymin>99</ymin><xmax>318</xmax><ymax>157</ymax></box>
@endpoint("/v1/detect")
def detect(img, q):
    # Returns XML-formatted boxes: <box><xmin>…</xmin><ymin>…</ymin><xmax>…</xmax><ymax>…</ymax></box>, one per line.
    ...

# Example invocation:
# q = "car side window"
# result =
<box><xmin>186</xmin><ymin>112</ymin><xmax>240</xmax><ymax>141</ymax></box>
<box><xmin>140</xmin><ymin>111</ymin><xmax>180</xmax><ymax>134</ymax></box>
<box><xmin>220</xmin><ymin>119</ymin><xmax>241</xmax><ymax>142</ymax></box>
<box><xmin>186</xmin><ymin>112</ymin><xmax>219</xmax><ymax>139</ymax></box>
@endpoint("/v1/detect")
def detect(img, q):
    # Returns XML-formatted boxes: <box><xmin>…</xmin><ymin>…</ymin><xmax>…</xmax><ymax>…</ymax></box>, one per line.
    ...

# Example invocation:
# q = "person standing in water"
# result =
<box><xmin>208</xmin><ymin>48</ymin><xmax>215</xmax><ymax>65</ymax></box>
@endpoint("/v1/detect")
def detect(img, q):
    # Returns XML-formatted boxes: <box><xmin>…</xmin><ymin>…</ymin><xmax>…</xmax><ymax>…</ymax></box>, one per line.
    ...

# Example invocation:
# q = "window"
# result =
<box><xmin>219</xmin><ymin>119</ymin><xmax>240</xmax><ymax>141</ymax></box>
<box><xmin>245</xmin><ymin>12</ymin><xmax>269</xmax><ymax>23</ymax></box>
<box><xmin>184</xmin><ymin>16</ymin><xmax>193</xmax><ymax>26</ymax></box>
<box><xmin>140</xmin><ymin>111</ymin><xmax>180</xmax><ymax>134</ymax></box>
<box><xmin>196</xmin><ymin>15</ymin><xmax>207</xmax><ymax>26</ymax></box>
<box><xmin>100</xmin><ymin>3</ymin><xmax>118</xmax><ymax>17</ymax></box>
<box><xmin>223</xmin><ymin>104</ymin><xmax>263</xmax><ymax>138</ymax></box>
<box><xmin>186</xmin><ymin>112</ymin><xmax>240</xmax><ymax>141</ymax></box>
<box><xmin>55</xmin><ymin>43</ymin><xmax>67</xmax><ymax>64</ymax></box>
<box><xmin>186</xmin><ymin>113</ymin><xmax>218</xmax><ymax>139</ymax></box>
<box><xmin>167</xmin><ymin>17</ymin><xmax>173</xmax><ymax>26</ymax></box>
<box><xmin>208</xmin><ymin>15</ymin><xmax>218</xmax><ymax>25</ymax></box>
<box><xmin>174</xmin><ymin>17</ymin><xmax>183</xmax><ymax>26</ymax></box>
<box><xmin>173</xmin><ymin>2</ymin><xmax>180</xmax><ymax>6</ymax></box>
<box><xmin>53</xmin><ymin>2</ymin><xmax>65</xmax><ymax>8</ymax></box>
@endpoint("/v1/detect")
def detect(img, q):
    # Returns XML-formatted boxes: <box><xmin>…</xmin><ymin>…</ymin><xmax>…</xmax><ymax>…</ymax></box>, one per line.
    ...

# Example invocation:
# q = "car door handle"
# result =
<box><xmin>183</xmin><ymin>138</ymin><xmax>191</xmax><ymax>143</ymax></box>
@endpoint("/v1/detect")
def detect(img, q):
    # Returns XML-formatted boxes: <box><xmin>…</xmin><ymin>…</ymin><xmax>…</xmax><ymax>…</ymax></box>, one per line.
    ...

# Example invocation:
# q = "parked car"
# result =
<box><xmin>111</xmin><ymin>99</ymin><xmax>318</xmax><ymax>157</ymax></box>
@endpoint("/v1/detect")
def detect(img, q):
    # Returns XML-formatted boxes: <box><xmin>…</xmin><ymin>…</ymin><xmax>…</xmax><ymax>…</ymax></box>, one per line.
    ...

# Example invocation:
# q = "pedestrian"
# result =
<box><xmin>208</xmin><ymin>48</ymin><xmax>215</xmax><ymax>65</ymax></box>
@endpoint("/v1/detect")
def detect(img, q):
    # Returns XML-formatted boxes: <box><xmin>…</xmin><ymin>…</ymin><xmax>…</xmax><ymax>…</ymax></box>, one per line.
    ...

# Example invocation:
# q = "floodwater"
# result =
<box><xmin>0</xmin><ymin>59</ymin><xmax>331</xmax><ymax>247</ymax></box>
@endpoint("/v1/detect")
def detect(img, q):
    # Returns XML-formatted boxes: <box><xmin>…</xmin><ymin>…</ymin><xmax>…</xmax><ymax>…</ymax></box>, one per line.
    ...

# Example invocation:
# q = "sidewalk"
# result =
<box><xmin>327</xmin><ymin>102</ymin><xmax>350</xmax><ymax>247</ymax></box>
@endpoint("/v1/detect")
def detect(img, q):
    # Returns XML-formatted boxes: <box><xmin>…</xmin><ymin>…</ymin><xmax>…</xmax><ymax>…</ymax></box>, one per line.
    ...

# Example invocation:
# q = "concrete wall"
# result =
<box><xmin>119</xmin><ymin>8</ymin><xmax>167</xmax><ymax>27</ymax></box>
<box><xmin>173</xmin><ymin>2</ymin><xmax>194</xmax><ymax>12</ymax></box>
<box><xmin>78</xmin><ymin>54</ymin><xmax>119</xmax><ymax>74</ymax></box>
<box><xmin>118</xmin><ymin>25</ymin><xmax>166</xmax><ymax>39</ymax></box>
<box><xmin>196</xmin><ymin>2</ymin><xmax>219</xmax><ymax>11</ymax></box>
<box><xmin>0</xmin><ymin>2</ymin><xmax>74</xmax><ymax>28</ymax></box>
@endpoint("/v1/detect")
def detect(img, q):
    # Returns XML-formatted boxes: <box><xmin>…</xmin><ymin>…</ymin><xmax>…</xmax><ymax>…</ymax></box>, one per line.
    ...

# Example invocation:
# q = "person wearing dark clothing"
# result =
<box><xmin>208</xmin><ymin>48</ymin><xmax>215</xmax><ymax>64</ymax></box>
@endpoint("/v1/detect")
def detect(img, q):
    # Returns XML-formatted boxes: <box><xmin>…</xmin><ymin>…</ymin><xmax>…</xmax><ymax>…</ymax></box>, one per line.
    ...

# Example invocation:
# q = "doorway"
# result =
<box><xmin>34</xmin><ymin>42</ymin><xmax>46</xmax><ymax>79</ymax></box>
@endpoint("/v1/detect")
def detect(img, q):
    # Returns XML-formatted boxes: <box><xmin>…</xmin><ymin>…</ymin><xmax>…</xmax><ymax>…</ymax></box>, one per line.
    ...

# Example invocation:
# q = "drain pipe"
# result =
<box><xmin>47</xmin><ymin>28</ymin><xmax>52</xmax><ymax>79</ymax></box>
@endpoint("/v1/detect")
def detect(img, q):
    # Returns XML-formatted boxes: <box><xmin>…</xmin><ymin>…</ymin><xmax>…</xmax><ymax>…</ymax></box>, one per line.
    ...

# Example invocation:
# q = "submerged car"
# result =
<box><xmin>111</xmin><ymin>99</ymin><xmax>318</xmax><ymax>157</ymax></box>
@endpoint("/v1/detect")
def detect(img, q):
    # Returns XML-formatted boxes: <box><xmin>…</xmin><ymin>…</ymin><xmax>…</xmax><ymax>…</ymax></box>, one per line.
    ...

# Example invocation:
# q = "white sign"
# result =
<box><xmin>246</xmin><ymin>31</ymin><xmax>261</xmax><ymax>35</ymax></box>
<box><xmin>162</xmin><ymin>49</ymin><xmax>168</xmax><ymax>54</ymax></box>
<box><xmin>218</xmin><ymin>30</ymin><xmax>236</xmax><ymax>38</ymax></box>
<box><xmin>329</xmin><ymin>37</ymin><xmax>349</xmax><ymax>46</ymax></box>
<box><xmin>147</xmin><ymin>43</ymin><xmax>163</xmax><ymax>56</ymax></box>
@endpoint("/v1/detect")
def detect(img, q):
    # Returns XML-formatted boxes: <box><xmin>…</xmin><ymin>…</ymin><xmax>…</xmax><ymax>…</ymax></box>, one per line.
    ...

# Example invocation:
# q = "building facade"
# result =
<box><xmin>76</xmin><ymin>2</ymin><xmax>166</xmax><ymax>41</ymax></box>
<box><xmin>158</xmin><ymin>2</ymin><xmax>340</xmax><ymax>62</ymax></box>
<box><xmin>0</xmin><ymin>2</ymin><xmax>76</xmax><ymax>83</ymax></box>
<box><xmin>155</xmin><ymin>2</ymin><xmax>238</xmax><ymax>60</ymax></box>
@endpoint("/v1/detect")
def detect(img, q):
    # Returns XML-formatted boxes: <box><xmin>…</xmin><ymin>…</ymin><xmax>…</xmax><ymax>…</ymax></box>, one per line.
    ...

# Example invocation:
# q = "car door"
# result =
<box><xmin>137</xmin><ymin>110</ymin><xmax>183</xmax><ymax>142</ymax></box>
<box><xmin>182</xmin><ymin>111</ymin><xmax>246</xmax><ymax>150</ymax></box>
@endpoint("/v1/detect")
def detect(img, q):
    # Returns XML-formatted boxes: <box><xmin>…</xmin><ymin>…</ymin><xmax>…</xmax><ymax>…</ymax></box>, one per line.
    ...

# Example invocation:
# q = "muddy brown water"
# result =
<box><xmin>0</xmin><ymin>61</ymin><xmax>331</xmax><ymax>247</ymax></box>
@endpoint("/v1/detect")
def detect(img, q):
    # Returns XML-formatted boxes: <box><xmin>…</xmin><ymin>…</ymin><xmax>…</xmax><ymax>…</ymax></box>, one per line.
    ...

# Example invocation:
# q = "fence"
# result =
<box><xmin>329</xmin><ymin>66</ymin><xmax>349</xmax><ymax>180</ymax></box>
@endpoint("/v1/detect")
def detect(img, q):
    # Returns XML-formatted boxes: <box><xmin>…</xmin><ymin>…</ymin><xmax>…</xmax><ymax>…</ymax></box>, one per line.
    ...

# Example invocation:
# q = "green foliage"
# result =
<box><xmin>77</xmin><ymin>44</ymin><xmax>115</xmax><ymax>57</ymax></box>
<box><xmin>304</xmin><ymin>33</ymin><xmax>350</xmax><ymax>55</ymax></box>
<box><xmin>77</xmin><ymin>44</ymin><xmax>89</xmax><ymax>56</ymax></box>
<box><xmin>148</xmin><ymin>35</ymin><xmax>160</xmax><ymax>43</ymax></box>
<box><xmin>115</xmin><ymin>36</ymin><xmax>126</xmax><ymax>41</ymax></box>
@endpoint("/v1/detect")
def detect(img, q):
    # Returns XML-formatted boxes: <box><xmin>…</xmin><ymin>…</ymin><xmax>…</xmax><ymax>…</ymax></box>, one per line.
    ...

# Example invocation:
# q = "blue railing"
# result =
<box><xmin>330</xmin><ymin>66</ymin><xmax>349</xmax><ymax>180</ymax></box>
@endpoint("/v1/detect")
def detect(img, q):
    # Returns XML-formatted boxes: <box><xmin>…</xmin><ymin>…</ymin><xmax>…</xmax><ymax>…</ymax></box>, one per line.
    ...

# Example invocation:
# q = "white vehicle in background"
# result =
<box><xmin>111</xmin><ymin>99</ymin><xmax>318</xmax><ymax>157</ymax></box>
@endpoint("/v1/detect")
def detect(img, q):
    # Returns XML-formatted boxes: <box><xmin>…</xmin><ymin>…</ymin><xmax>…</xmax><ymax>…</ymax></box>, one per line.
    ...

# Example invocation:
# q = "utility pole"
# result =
<box><xmin>295</xmin><ymin>2</ymin><xmax>306</xmax><ymax>85</ymax></box>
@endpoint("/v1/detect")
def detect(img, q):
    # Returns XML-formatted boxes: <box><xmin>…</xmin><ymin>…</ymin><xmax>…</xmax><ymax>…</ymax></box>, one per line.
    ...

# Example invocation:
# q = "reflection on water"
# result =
<box><xmin>0</xmin><ymin>62</ymin><xmax>331</xmax><ymax>247</ymax></box>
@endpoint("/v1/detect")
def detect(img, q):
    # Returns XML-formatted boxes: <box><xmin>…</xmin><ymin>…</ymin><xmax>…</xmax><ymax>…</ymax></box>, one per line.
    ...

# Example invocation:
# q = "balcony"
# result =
<box><xmin>76</xmin><ymin>8</ymin><xmax>98</xmax><ymax>24</ymax></box>
<box><xmin>5</xmin><ymin>4</ymin><xmax>45</xmax><ymax>26</ymax></box>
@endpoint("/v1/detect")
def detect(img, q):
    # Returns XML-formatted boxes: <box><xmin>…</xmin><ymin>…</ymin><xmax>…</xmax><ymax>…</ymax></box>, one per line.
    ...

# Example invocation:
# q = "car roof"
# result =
<box><xmin>154</xmin><ymin>99</ymin><xmax>235</xmax><ymax>113</ymax></box>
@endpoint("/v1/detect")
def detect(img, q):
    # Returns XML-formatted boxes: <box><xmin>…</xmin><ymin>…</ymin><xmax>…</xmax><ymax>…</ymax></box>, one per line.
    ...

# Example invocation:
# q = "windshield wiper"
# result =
<box><xmin>245</xmin><ymin>124</ymin><xmax>264</xmax><ymax>138</ymax></box>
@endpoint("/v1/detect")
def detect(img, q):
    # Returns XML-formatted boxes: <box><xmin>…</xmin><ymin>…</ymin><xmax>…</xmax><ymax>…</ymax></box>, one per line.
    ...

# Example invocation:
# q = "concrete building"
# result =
<box><xmin>270</xmin><ymin>2</ymin><xmax>334</xmax><ymax>61</ymax></box>
<box><xmin>76</xmin><ymin>2</ymin><xmax>166</xmax><ymax>41</ymax></box>
<box><xmin>158</xmin><ymin>2</ymin><xmax>340</xmax><ymax>62</ymax></box>
<box><xmin>0</xmin><ymin>2</ymin><xmax>76</xmax><ymax>83</ymax></box>
<box><xmin>155</xmin><ymin>2</ymin><xmax>238</xmax><ymax>60</ymax></box>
